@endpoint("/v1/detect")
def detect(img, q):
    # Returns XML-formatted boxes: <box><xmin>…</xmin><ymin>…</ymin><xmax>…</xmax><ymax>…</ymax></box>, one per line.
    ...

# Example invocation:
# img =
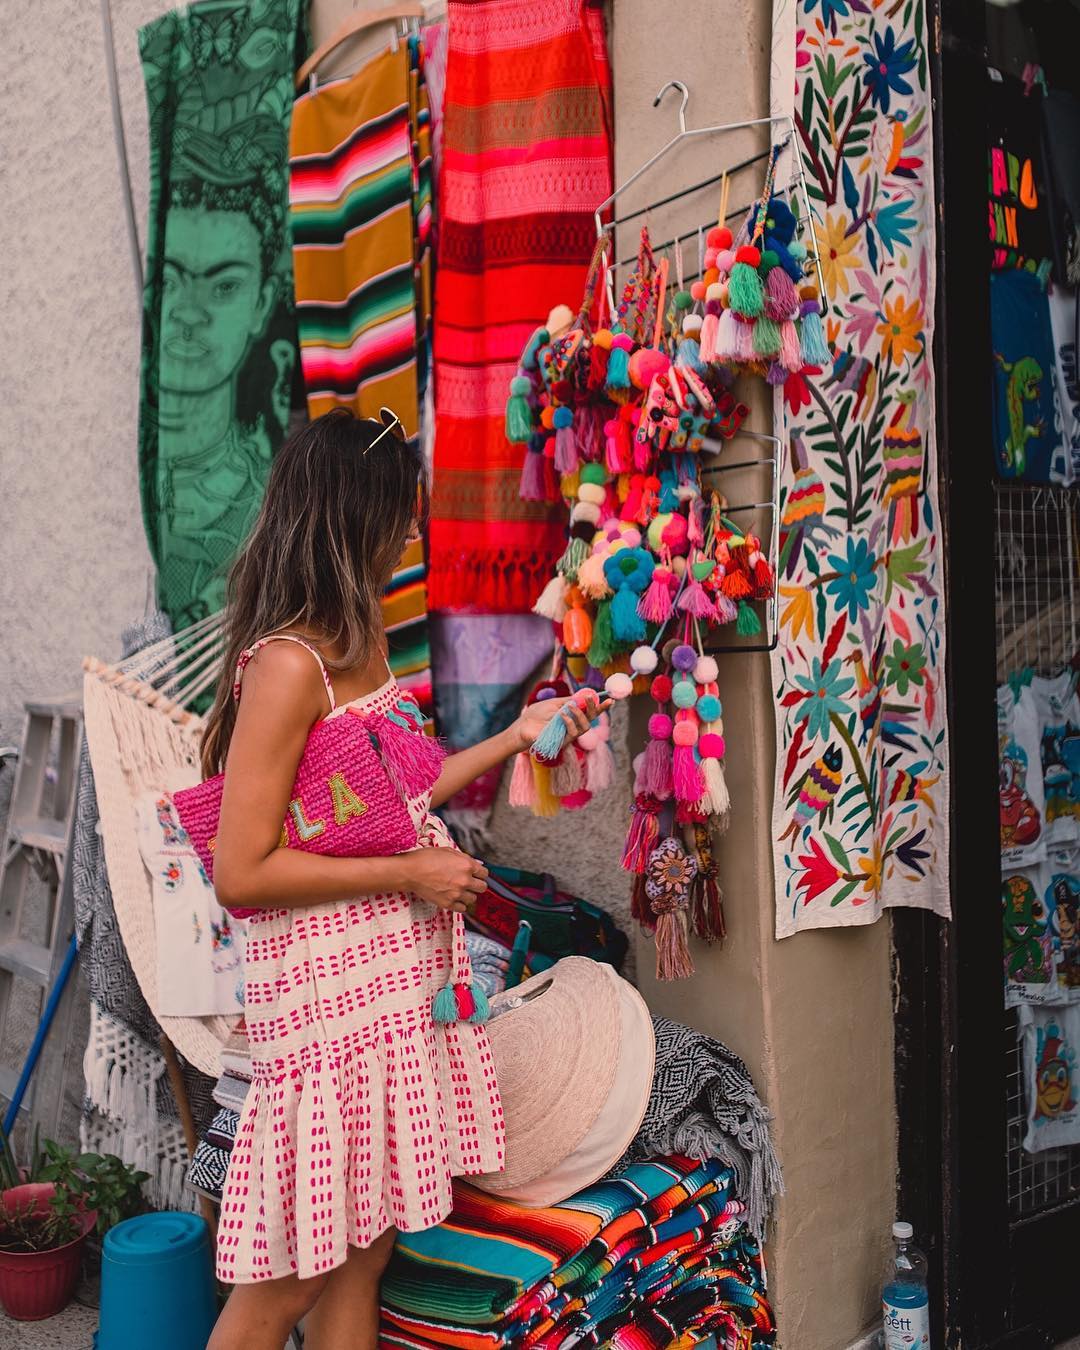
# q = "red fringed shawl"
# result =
<box><xmin>427</xmin><ymin>0</ymin><xmax>613</xmax><ymax>613</ymax></box>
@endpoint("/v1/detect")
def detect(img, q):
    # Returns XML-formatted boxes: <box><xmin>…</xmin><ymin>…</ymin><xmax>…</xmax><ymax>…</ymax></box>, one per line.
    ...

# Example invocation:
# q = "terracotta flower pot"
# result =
<box><xmin>0</xmin><ymin>1181</ymin><xmax>96</xmax><ymax>1321</ymax></box>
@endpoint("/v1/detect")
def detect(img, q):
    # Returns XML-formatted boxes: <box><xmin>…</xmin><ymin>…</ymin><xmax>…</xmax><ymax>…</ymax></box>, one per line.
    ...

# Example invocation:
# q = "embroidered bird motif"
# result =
<box><xmin>884</xmin><ymin>762</ymin><xmax>941</xmax><ymax>814</ymax></box>
<box><xmin>779</xmin><ymin>744</ymin><xmax>844</xmax><ymax>842</ymax></box>
<box><xmin>825</xmin><ymin>351</ymin><xmax>877</xmax><ymax>421</ymax></box>
<box><xmin>778</xmin><ymin>432</ymin><xmax>840</xmax><ymax>578</ymax></box>
<box><xmin>880</xmin><ymin>390</ymin><xmax>923</xmax><ymax>545</ymax></box>
<box><xmin>846</xmin><ymin>648</ymin><xmax>882</xmax><ymax>746</ymax></box>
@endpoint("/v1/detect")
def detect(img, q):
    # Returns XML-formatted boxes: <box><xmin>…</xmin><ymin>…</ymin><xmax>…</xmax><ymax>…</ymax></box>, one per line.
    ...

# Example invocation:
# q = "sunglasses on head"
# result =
<box><xmin>362</xmin><ymin>407</ymin><xmax>406</xmax><ymax>454</ymax></box>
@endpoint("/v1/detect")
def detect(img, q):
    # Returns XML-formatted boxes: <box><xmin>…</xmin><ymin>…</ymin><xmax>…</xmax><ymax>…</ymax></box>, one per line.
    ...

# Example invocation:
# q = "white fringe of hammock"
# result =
<box><xmin>81</xmin><ymin>612</ymin><xmax>234</xmax><ymax>1077</ymax></box>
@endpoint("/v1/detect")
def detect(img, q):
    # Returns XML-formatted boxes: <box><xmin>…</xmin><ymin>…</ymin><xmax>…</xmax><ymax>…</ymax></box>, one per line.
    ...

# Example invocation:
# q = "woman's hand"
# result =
<box><xmin>510</xmin><ymin>692</ymin><xmax>609</xmax><ymax>753</ymax></box>
<box><xmin>399</xmin><ymin>848</ymin><xmax>489</xmax><ymax>913</ymax></box>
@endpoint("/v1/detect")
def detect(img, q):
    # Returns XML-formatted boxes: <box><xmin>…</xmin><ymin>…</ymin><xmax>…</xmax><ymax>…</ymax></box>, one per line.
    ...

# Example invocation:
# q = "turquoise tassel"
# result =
<box><xmin>468</xmin><ymin>983</ymin><xmax>491</xmax><ymax>1024</ymax></box>
<box><xmin>606</xmin><ymin>345</ymin><xmax>630</xmax><ymax>390</ymax></box>
<box><xmin>799</xmin><ymin>305</ymin><xmax>832</xmax><ymax>365</ymax></box>
<box><xmin>531</xmin><ymin>707</ymin><xmax>570</xmax><ymax>762</ymax></box>
<box><xmin>432</xmin><ymin>981</ymin><xmax>459</xmax><ymax>1025</ymax></box>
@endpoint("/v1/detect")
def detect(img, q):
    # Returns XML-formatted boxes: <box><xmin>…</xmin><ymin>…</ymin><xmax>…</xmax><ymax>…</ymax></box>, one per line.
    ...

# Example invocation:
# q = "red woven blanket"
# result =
<box><xmin>427</xmin><ymin>0</ymin><xmax>612</xmax><ymax>613</ymax></box>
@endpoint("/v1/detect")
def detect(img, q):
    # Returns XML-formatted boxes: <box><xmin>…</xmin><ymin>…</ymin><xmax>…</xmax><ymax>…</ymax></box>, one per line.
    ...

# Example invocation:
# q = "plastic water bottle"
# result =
<box><xmin>882</xmin><ymin>1221</ymin><xmax>930</xmax><ymax>1349</ymax></box>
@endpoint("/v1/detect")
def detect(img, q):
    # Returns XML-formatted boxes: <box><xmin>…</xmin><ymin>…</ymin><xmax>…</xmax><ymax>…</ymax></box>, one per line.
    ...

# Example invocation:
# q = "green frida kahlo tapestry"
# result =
<box><xmin>769</xmin><ymin>0</ymin><xmax>949</xmax><ymax>934</ymax></box>
<box><xmin>138</xmin><ymin>0</ymin><xmax>304</xmax><ymax>632</ymax></box>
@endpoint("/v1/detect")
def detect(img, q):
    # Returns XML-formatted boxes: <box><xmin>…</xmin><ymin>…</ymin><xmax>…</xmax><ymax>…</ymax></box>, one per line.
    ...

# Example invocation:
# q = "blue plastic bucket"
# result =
<box><xmin>96</xmin><ymin>1212</ymin><xmax>217</xmax><ymax>1350</ymax></box>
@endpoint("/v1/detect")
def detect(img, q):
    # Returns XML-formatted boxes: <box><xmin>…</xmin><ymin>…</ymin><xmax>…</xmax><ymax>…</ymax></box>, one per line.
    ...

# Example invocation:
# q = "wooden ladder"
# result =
<box><xmin>0</xmin><ymin>696</ymin><xmax>82</xmax><ymax>1137</ymax></box>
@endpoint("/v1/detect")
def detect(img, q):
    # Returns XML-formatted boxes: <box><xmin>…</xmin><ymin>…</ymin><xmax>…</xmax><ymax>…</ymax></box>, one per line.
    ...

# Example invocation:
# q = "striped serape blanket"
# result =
<box><xmin>426</xmin><ymin>0</ymin><xmax>613</xmax><ymax>613</ymax></box>
<box><xmin>379</xmin><ymin>1156</ymin><xmax>775</xmax><ymax>1349</ymax></box>
<box><xmin>289</xmin><ymin>36</ymin><xmax>434</xmax><ymax>716</ymax></box>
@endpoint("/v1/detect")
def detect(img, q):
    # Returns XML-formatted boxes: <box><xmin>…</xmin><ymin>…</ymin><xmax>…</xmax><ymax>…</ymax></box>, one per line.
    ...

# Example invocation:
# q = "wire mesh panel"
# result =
<box><xmin>995</xmin><ymin>484</ymin><xmax>1080</xmax><ymax>1218</ymax></box>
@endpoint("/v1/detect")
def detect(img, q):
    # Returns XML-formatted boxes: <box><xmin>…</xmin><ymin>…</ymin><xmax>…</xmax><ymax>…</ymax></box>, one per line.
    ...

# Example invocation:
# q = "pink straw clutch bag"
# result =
<box><xmin>173</xmin><ymin>701</ymin><xmax>445</xmax><ymax>887</ymax></box>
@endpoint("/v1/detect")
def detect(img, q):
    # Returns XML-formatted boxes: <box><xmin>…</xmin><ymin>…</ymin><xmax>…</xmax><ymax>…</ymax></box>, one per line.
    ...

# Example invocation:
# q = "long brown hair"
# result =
<box><xmin>201</xmin><ymin>409</ymin><xmax>428</xmax><ymax>774</ymax></box>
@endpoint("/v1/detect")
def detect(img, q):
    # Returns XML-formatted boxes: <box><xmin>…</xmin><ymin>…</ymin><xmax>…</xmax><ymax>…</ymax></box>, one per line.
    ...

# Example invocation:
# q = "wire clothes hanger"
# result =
<box><xmin>594</xmin><ymin>81</ymin><xmax>828</xmax><ymax>317</ymax></box>
<box><xmin>295</xmin><ymin>0</ymin><xmax>424</xmax><ymax>90</ymax></box>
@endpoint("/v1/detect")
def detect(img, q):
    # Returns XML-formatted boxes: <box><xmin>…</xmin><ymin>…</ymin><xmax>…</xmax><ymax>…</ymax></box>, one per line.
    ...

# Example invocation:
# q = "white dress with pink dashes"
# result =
<box><xmin>214</xmin><ymin>644</ymin><xmax>505</xmax><ymax>1284</ymax></box>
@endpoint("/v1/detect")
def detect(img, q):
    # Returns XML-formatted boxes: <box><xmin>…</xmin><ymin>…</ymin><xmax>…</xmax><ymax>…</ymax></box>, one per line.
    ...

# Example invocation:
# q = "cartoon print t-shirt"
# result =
<box><xmin>1004</xmin><ymin>852</ymin><xmax>1080</xmax><ymax>1006</ymax></box>
<box><xmin>1033</xmin><ymin>670</ymin><xmax>1080</xmax><ymax>847</ymax></box>
<box><xmin>134</xmin><ymin>790</ymin><xmax>245</xmax><ymax>1017</ymax></box>
<box><xmin>991</xmin><ymin>269</ymin><xmax>1067</xmax><ymax>483</ymax></box>
<box><xmin>999</xmin><ymin>682</ymin><xmax>1048</xmax><ymax>868</ymax></box>
<box><xmin>1003</xmin><ymin>863</ymin><xmax>1056</xmax><ymax>1005</ymax></box>
<box><xmin>1021</xmin><ymin>1002</ymin><xmax>1080</xmax><ymax>1151</ymax></box>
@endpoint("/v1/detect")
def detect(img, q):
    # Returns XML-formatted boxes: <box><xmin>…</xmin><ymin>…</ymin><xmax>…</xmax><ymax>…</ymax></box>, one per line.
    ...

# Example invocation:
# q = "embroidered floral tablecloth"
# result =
<box><xmin>769</xmin><ymin>0</ymin><xmax>949</xmax><ymax>934</ymax></box>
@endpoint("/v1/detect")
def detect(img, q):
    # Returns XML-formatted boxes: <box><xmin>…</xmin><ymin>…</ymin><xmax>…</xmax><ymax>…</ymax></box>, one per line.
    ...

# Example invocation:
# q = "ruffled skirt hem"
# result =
<box><xmin>215</xmin><ymin>1019</ymin><xmax>505</xmax><ymax>1284</ymax></box>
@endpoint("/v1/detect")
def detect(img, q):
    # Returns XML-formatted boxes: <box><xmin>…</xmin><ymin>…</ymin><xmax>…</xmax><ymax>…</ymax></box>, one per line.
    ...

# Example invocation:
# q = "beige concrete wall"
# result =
<box><xmin>609</xmin><ymin>5</ymin><xmax>897</xmax><ymax>1348</ymax></box>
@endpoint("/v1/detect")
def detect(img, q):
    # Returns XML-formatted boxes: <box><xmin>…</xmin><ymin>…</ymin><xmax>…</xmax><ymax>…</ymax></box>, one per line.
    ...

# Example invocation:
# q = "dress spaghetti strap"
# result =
<box><xmin>233</xmin><ymin>634</ymin><xmax>336</xmax><ymax>714</ymax></box>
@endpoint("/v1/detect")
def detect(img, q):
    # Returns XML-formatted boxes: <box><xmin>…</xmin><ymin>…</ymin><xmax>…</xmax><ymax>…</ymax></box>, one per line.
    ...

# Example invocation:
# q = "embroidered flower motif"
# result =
<box><xmin>644</xmin><ymin>837</ymin><xmax>699</xmax><ymax>913</ymax></box>
<box><xmin>862</xmin><ymin>27</ymin><xmax>917</xmax><ymax>113</ymax></box>
<box><xmin>876</xmin><ymin>293</ymin><xmax>922</xmax><ymax>366</ymax></box>
<box><xmin>794</xmin><ymin>658</ymin><xmax>856</xmax><ymax>740</ymax></box>
<box><xmin>856</xmin><ymin>839</ymin><xmax>884</xmax><ymax>900</ymax></box>
<box><xmin>884</xmin><ymin>639</ymin><xmax>926</xmax><ymax>696</ymax></box>
<box><xmin>816</xmin><ymin>211</ymin><xmax>862</xmax><ymax>298</ymax></box>
<box><xmin>826</xmin><ymin>536</ymin><xmax>878</xmax><ymax>621</ymax></box>
<box><xmin>796</xmin><ymin>837</ymin><xmax>842</xmax><ymax>904</ymax></box>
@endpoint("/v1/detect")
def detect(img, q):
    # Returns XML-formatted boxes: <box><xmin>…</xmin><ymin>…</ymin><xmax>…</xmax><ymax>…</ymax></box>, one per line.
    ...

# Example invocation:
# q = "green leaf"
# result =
<box><xmin>885</xmin><ymin>827</ymin><xmax>907</xmax><ymax>852</ymax></box>
<box><xmin>802</xmin><ymin>81</ymin><xmax>815</xmax><ymax>135</ymax></box>
<box><xmin>886</xmin><ymin>540</ymin><xmax>928</xmax><ymax>600</ymax></box>
<box><xmin>830</xmin><ymin>879</ymin><xmax>860</xmax><ymax>906</ymax></box>
<box><xmin>824</xmin><ymin>833</ymin><xmax>852</xmax><ymax>870</ymax></box>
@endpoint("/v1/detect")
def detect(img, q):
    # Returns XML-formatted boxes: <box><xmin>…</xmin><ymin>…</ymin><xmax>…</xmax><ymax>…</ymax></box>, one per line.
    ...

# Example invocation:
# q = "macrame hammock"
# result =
<box><xmin>82</xmin><ymin>610</ymin><xmax>232</xmax><ymax>1080</ymax></box>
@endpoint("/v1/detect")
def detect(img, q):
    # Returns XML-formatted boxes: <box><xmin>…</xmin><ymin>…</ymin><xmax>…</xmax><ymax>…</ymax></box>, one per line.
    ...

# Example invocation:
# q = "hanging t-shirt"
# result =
<box><xmin>1021</xmin><ymin>1002</ymin><xmax>1080</xmax><ymax>1151</ymax></box>
<box><xmin>1032</xmin><ymin>670</ymin><xmax>1080</xmax><ymax>846</ymax></box>
<box><xmin>991</xmin><ymin>269</ymin><xmax>1067</xmax><ymax>483</ymax></box>
<box><xmin>987</xmin><ymin>74</ymin><xmax>1054</xmax><ymax>279</ymax></box>
<box><xmin>1000</xmin><ymin>682</ymin><xmax>1048</xmax><ymax>867</ymax></box>
<box><xmin>1049</xmin><ymin>288</ymin><xmax>1080</xmax><ymax>481</ymax></box>
<box><xmin>1047</xmin><ymin>853</ymin><xmax>1080</xmax><ymax>997</ymax></box>
<box><xmin>1004</xmin><ymin>863</ymin><xmax>1057</xmax><ymax>1005</ymax></box>
<box><xmin>135</xmin><ymin>792</ymin><xmax>245</xmax><ymax>1017</ymax></box>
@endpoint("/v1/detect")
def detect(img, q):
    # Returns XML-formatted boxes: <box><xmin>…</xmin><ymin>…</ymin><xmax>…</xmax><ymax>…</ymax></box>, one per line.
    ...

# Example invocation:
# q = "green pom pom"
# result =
<box><xmin>759</xmin><ymin>249</ymin><xmax>780</xmax><ymax>275</ymax></box>
<box><xmin>580</xmin><ymin>461</ymin><xmax>607</xmax><ymax>486</ymax></box>
<box><xmin>587</xmin><ymin>599</ymin><xmax>616</xmax><ymax>668</ymax></box>
<box><xmin>674</xmin><ymin>290</ymin><xmax>693</xmax><ymax>310</ymax></box>
<box><xmin>468</xmin><ymin>983</ymin><xmax>491</xmax><ymax>1024</ymax></box>
<box><xmin>736</xmin><ymin>600</ymin><xmax>762</xmax><ymax>637</ymax></box>
<box><xmin>432</xmin><ymin>982</ymin><xmax>459</xmax><ymax>1024</ymax></box>
<box><xmin>728</xmin><ymin>262</ymin><xmax>764</xmax><ymax>318</ymax></box>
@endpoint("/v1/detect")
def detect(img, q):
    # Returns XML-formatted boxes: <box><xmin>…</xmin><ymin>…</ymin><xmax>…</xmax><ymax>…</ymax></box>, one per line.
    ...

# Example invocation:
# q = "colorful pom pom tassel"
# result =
<box><xmin>505</xmin><ymin>375</ymin><xmax>534</xmax><ymax>443</ymax></box>
<box><xmin>799</xmin><ymin>300</ymin><xmax>832</xmax><ymax>365</ymax></box>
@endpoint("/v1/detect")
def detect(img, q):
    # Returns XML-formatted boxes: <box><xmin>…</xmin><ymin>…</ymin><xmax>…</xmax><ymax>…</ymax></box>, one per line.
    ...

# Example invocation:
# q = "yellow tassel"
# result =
<box><xmin>531</xmin><ymin>760</ymin><xmax>561</xmax><ymax>817</ymax></box>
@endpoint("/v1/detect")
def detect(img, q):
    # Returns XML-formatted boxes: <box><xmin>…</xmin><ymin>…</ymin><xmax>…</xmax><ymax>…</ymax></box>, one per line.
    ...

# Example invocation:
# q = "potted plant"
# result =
<box><xmin>0</xmin><ymin>1126</ymin><xmax>149</xmax><ymax>1321</ymax></box>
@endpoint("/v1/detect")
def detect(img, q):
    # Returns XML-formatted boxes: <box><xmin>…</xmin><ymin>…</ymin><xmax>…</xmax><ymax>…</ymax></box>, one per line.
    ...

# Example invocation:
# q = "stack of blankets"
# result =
<box><xmin>187</xmin><ymin>1020</ymin><xmax>250</xmax><ymax>1201</ymax></box>
<box><xmin>378</xmin><ymin>1156</ymin><xmax>775</xmax><ymax>1349</ymax></box>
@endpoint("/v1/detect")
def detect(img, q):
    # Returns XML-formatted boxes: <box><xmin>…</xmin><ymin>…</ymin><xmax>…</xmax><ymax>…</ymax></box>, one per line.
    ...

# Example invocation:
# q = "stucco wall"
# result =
<box><xmin>1</xmin><ymin>3</ymin><xmax>896</xmax><ymax>1347</ymax></box>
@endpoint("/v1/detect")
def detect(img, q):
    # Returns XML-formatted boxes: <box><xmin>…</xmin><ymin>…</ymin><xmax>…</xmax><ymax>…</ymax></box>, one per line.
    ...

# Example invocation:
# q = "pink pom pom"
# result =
<box><xmin>578</xmin><ymin>727</ymin><xmax>599</xmax><ymax>751</ymax></box>
<box><xmin>611</xmin><ymin>332</ymin><xmax>634</xmax><ymax>351</ymax></box>
<box><xmin>629</xmin><ymin>348</ymin><xmax>672</xmax><ymax>391</ymax></box>
<box><xmin>699</xmin><ymin>732</ymin><xmax>727</xmax><ymax>759</ymax></box>
<box><xmin>605</xmin><ymin>672</ymin><xmax>634</xmax><ymax>700</ymax></box>
<box><xmin>716</xmin><ymin>249</ymin><xmax>735</xmax><ymax>273</ymax></box>
<box><xmin>704</xmin><ymin>247</ymin><xmax>719</xmax><ymax>268</ymax></box>
<box><xmin>690</xmin><ymin>281</ymin><xmax>707</xmax><ymax>302</ymax></box>
<box><xmin>672</xmin><ymin>721</ymin><xmax>698</xmax><ymax>747</ymax></box>
<box><xmin>649</xmin><ymin>713</ymin><xmax>673</xmax><ymax>739</ymax></box>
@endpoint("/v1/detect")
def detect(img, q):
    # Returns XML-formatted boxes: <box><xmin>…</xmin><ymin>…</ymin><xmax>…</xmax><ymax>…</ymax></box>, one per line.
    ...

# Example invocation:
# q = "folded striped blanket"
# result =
<box><xmin>379</xmin><ymin>1156</ymin><xmax>774</xmax><ymax>1348</ymax></box>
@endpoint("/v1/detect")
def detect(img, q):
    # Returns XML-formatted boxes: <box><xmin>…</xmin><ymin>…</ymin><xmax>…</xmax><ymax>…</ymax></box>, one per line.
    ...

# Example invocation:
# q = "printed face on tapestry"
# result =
<box><xmin>161</xmin><ymin>204</ymin><xmax>276</xmax><ymax>399</ymax></box>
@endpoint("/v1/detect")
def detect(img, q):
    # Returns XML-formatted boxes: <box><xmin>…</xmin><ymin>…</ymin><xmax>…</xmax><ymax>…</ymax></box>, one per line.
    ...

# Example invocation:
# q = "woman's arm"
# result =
<box><xmin>429</xmin><ymin>693</ymin><xmax>608</xmax><ymax>809</ymax></box>
<box><xmin>212</xmin><ymin>644</ymin><xmax>487</xmax><ymax>912</ymax></box>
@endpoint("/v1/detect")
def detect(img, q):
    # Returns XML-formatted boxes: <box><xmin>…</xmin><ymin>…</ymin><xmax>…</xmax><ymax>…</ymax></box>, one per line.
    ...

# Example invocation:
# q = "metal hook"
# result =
<box><xmin>653</xmin><ymin>80</ymin><xmax>690</xmax><ymax>136</ymax></box>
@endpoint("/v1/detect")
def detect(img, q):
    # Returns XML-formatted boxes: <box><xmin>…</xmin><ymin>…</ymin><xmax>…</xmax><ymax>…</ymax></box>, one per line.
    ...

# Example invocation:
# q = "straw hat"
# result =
<box><xmin>471</xmin><ymin>957</ymin><xmax>655</xmax><ymax>1207</ymax></box>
